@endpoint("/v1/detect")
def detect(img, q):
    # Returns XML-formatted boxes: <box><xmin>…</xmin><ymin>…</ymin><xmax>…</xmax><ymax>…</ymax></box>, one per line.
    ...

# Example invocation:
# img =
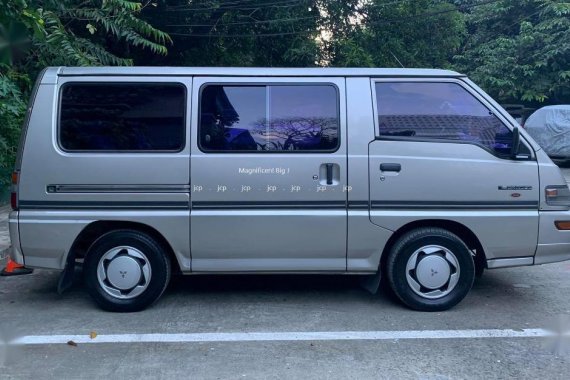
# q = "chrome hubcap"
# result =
<box><xmin>405</xmin><ymin>245</ymin><xmax>460</xmax><ymax>299</ymax></box>
<box><xmin>97</xmin><ymin>246</ymin><xmax>151</xmax><ymax>299</ymax></box>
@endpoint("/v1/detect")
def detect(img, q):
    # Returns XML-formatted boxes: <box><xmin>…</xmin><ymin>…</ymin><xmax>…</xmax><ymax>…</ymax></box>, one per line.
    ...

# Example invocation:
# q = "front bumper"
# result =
<box><xmin>487</xmin><ymin>210</ymin><xmax>570</xmax><ymax>268</ymax></box>
<box><xmin>534</xmin><ymin>210</ymin><xmax>570</xmax><ymax>265</ymax></box>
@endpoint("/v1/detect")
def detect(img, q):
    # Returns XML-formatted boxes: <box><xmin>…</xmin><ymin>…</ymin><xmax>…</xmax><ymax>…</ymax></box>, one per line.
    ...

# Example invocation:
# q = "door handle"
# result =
<box><xmin>380</xmin><ymin>163</ymin><xmax>401</xmax><ymax>172</ymax></box>
<box><xmin>319</xmin><ymin>163</ymin><xmax>338</xmax><ymax>186</ymax></box>
<box><xmin>326</xmin><ymin>163</ymin><xmax>334</xmax><ymax>185</ymax></box>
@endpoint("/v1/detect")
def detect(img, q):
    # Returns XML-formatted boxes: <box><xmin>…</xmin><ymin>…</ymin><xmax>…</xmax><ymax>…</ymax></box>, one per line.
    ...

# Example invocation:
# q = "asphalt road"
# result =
<box><xmin>1</xmin><ymin>170</ymin><xmax>569</xmax><ymax>379</ymax></box>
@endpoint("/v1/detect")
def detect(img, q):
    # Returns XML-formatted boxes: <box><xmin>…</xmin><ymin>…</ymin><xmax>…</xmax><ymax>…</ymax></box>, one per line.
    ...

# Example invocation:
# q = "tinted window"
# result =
<box><xmin>375</xmin><ymin>82</ymin><xmax>513</xmax><ymax>155</ymax></box>
<box><xmin>200</xmin><ymin>84</ymin><xmax>339</xmax><ymax>152</ymax></box>
<box><xmin>60</xmin><ymin>83</ymin><xmax>185</xmax><ymax>151</ymax></box>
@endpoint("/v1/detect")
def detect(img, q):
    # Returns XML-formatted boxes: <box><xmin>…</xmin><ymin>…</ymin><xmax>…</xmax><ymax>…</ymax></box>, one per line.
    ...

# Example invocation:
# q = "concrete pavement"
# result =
<box><xmin>2</xmin><ymin>263</ymin><xmax>570</xmax><ymax>378</ymax></box>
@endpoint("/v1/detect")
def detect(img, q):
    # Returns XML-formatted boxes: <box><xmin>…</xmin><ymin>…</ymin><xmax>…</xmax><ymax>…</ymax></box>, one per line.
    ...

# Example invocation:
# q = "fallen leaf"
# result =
<box><xmin>67</xmin><ymin>340</ymin><xmax>77</xmax><ymax>347</ymax></box>
<box><xmin>90</xmin><ymin>331</ymin><xmax>97</xmax><ymax>339</ymax></box>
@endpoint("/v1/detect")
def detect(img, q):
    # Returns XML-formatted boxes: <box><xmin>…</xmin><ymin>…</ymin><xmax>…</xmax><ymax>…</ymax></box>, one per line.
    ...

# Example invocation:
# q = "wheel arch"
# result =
<box><xmin>380</xmin><ymin>219</ymin><xmax>487</xmax><ymax>276</ymax></box>
<box><xmin>68</xmin><ymin>220</ymin><xmax>181</xmax><ymax>273</ymax></box>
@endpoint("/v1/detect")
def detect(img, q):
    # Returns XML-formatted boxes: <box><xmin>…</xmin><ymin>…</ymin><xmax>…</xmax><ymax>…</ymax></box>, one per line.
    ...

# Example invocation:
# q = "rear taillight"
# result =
<box><xmin>10</xmin><ymin>171</ymin><xmax>18</xmax><ymax>210</ymax></box>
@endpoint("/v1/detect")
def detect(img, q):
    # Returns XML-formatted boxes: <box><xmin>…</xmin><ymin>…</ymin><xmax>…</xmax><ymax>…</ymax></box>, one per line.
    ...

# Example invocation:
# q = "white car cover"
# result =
<box><xmin>525</xmin><ymin>105</ymin><xmax>570</xmax><ymax>157</ymax></box>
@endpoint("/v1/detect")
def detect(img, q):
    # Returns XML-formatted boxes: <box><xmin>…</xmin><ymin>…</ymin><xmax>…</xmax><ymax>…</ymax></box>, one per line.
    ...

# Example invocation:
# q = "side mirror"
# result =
<box><xmin>511</xmin><ymin>127</ymin><xmax>521</xmax><ymax>159</ymax></box>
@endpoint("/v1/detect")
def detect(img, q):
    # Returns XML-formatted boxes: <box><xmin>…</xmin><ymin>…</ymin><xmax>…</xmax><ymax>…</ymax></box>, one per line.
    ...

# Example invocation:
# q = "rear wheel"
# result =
<box><xmin>84</xmin><ymin>230</ymin><xmax>171</xmax><ymax>312</ymax></box>
<box><xmin>386</xmin><ymin>227</ymin><xmax>475</xmax><ymax>311</ymax></box>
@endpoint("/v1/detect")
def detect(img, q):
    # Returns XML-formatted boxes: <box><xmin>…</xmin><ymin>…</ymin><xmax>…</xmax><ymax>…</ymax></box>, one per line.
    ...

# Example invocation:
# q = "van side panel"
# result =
<box><xmin>17</xmin><ymin>76</ymin><xmax>192</xmax><ymax>271</ymax></box>
<box><xmin>18</xmin><ymin>210</ymin><xmax>190</xmax><ymax>270</ymax></box>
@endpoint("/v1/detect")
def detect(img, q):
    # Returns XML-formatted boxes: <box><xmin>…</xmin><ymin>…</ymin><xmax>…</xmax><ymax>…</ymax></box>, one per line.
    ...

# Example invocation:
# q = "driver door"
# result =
<box><xmin>368</xmin><ymin>78</ymin><xmax>539</xmax><ymax>259</ymax></box>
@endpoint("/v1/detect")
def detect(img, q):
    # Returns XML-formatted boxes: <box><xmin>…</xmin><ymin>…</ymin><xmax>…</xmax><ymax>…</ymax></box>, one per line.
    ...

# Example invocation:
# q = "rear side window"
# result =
<box><xmin>199</xmin><ymin>84</ymin><xmax>339</xmax><ymax>152</ymax></box>
<box><xmin>375</xmin><ymin>82</ymin><xmax>513</xmax><ymax>155</ymax></box>
<box><xmin>60</xmin><ymin>83</ymin><xmax>185</xmax><ymax>151</ymax></box>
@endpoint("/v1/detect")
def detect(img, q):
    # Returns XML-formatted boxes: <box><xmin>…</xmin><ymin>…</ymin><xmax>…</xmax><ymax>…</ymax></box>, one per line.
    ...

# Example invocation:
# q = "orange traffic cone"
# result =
<box><xmin>1</xmin><ymin>257</ymin><xmax>33</xmax><ymax>276</ymax></box>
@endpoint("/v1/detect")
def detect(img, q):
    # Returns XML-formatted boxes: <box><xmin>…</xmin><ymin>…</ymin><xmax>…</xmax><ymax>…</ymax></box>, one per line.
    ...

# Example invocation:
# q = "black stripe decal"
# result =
<box><xmin>370</xmin><ymin>200</ymin><xmax>538</xmax><ymax>210</ymax></box>
<box><xmin>348</xmin><ymin>201</ymin><xmax>369</xmax><ymax>210</ymax></box>
<box><xmin>19</xmin><ymin>200</ymin><xmax>189</xmax><ymax>210</ymax></box>
<box><xmin>18</xmin><ymin>200</ymin><xmax>538</xmax><ymax>211</ymax></box>
<box><xmin>192</xmin><ymin>201</ymin><xmax>346</xmax><ymax>210</ymax></box>
<box><xmin>193</xmin><ymin>200</ymin><xmax>538</xmax><ymax>210</ymax></box>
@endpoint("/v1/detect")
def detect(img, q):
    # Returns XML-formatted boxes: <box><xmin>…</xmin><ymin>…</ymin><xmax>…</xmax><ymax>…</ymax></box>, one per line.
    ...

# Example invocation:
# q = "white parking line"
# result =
<box><xmin>12</xmin><ymin>328</ymin><xmax>558</xmax><ymax>345</ymax></box>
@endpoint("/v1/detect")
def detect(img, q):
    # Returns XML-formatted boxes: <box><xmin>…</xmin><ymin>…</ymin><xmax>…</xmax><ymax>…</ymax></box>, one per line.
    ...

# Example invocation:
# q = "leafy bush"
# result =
<box><xmin>0</xmin><ymin>68</ymin><xmax>26</xmax><ymax>185</ymax></box>
<box><xmin>454</xmin><ymin>0</ymin><xmax>570</xmax><ymax>104</ymax></box>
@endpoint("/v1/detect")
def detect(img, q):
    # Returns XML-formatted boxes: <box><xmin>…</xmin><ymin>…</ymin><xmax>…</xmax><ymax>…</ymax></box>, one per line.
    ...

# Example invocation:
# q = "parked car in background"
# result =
<box><xmin>525</xmin><ymin>105</ymin><xmax>570</xmax><ymax>164</ymax></box>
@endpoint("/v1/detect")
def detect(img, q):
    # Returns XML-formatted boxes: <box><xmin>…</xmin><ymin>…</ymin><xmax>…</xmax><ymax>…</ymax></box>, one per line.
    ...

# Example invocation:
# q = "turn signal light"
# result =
<box><xmin>545</xmin><ymin>185</ymin><xmax>570</xmax><ymax>207</ymax></box>
<box><xmin>555</xmin><ymin>221</ymin><xmax>570</xmax><ymax>230</ymax></box>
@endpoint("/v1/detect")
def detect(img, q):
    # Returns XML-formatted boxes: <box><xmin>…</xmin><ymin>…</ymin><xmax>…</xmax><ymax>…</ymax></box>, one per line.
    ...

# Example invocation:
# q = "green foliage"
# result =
<box><xmin>156</xmin><ymin>0</ymin><xmax>321</xmax><ymax>67</ymax></box>
<box><xmin>0</xmin><ymin>67</ymin><xmax>26</xmax><ymax>184</ymax></box>
<box><xmin>454</xmin><ymin>0</ymin><xmax>570</xmax><ymax>104</ymax></box>
<box><xmin>324</xmin><ymin>0</ymin><xmax>466</xmax><ymax>68</ymax></box>
<box><xmin>1</xmin><ymin>1</ymin><xmax>171</xmax><ymax>68</ymax></box>
<box><xmin>332</xmin><ymin>37</ymin><xmax>375</xmax><ymax>68</ymax></box>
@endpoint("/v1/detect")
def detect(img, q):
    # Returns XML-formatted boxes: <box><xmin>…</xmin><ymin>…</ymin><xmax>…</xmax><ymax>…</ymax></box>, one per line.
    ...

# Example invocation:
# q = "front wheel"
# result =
<box><xmin>386</xmin><ymin>227</ymin><xmax>475</xmax><ymax>311</ymax></box>
<box><xmin>84</xmin><ymin>230</ymin><xmax>171</xmax><ymax>312</ymax></box>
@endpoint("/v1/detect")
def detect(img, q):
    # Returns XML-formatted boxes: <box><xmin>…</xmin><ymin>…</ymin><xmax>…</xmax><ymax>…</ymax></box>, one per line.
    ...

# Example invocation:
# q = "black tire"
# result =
<box><xmin>386</xmin><ymin>227</ymin><xmax>475</xmax><ymax>312</ymax></box>
<box><xmin>84</xmin><ymin>230</ymin><xmax>171</xmax><ymax>312</ymax></box>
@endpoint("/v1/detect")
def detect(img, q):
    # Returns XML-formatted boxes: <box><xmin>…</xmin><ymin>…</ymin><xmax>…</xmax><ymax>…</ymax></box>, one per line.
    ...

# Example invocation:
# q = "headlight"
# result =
<box><xmin>545</xmin><ymin>185</ymin><xmax>570</xmax><ymax>207</ymax></box>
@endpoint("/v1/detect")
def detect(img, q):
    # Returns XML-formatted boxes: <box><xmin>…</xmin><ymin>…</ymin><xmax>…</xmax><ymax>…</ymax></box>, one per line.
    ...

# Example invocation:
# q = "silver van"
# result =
<box><xmin>8</xmin><ymin>67</ymin><xmax>570</xmax><ymax>312</ymax></box>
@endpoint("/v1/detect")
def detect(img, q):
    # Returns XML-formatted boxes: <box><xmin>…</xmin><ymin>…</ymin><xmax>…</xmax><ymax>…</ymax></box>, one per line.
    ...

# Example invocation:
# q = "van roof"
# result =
<box><xmin>53</xmin><ymin>66</ymin><xmax>464</xmax><ymax>78</ymax></box>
